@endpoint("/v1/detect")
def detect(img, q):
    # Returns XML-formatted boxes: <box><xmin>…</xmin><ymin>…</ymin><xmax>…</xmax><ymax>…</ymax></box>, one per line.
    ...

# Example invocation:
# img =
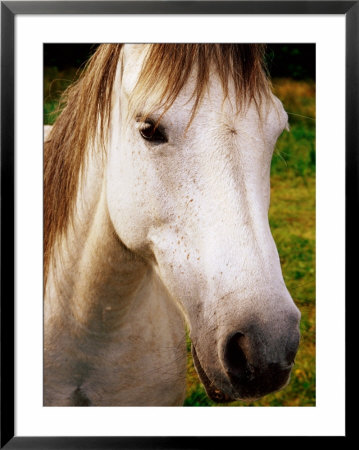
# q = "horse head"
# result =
<box><xmin>105</xmin><ymin>44</ymin><xmax>300</xmax><ymax>402</ymax></box>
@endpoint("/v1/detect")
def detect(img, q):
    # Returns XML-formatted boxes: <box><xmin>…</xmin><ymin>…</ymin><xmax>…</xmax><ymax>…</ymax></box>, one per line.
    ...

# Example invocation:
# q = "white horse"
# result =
<box><xmin>44</xmin><ymin>44</ymin><xmax>300</xmax><ymax>406</ymax></box>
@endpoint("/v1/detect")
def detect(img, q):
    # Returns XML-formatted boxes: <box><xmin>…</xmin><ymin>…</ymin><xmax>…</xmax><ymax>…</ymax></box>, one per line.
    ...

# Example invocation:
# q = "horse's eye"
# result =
<box><xmin>139</xmin><ymin>121</ymin><xmax>167</xmax><ymax>144</ymax></box>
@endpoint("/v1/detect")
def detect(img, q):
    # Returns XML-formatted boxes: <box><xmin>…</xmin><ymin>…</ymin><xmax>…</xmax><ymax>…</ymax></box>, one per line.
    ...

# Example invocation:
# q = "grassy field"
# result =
<box><xmin>44</xmin><ymin>69</ymin><xmax>316</xmax><ymax>407</ymax></box>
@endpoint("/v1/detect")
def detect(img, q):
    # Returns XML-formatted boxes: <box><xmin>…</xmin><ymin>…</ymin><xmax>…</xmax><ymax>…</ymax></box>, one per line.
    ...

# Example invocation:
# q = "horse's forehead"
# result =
<box><xmin>120</xmin><ymin>44</ymin><xmax>288</xmax><ymax>133</ymax></box>
<box><xmin>121</xmin><ymin>44</ymin><xmax>150</xmax><ymax>95</ymax></box>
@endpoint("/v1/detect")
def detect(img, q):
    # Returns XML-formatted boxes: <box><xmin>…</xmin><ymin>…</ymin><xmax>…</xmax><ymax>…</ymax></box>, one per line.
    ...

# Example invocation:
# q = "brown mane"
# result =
<box><xmin>44</xmin><ymin>44</ymin><xmax>271</xmax><ymax>284</ymax></box>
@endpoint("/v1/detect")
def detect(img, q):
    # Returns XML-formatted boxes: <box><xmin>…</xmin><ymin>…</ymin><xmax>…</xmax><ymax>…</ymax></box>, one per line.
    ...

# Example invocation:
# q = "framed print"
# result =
<box><xmin>1</xmin><ymin>1</ymin><xmax>356</xmax><ymax>447</ymax></box>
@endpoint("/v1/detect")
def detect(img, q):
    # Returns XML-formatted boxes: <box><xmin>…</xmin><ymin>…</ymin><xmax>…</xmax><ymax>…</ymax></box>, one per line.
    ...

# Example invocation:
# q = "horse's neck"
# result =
<box><xmin>44</xmin><ymin>152</ymin><xmax>187</xmax><ymax>406</ymax></box>
<box><xmin>46</xmin><ymin>159</ymin><xmax>146</xmax><ymax>329</ymax></box>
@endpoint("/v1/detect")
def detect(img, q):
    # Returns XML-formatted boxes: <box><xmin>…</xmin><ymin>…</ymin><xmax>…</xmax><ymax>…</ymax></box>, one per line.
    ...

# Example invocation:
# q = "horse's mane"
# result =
<box><xmin>44</xmin><ymin>44</ymin><xmax>271</xmax><ymax>284</ymax></box>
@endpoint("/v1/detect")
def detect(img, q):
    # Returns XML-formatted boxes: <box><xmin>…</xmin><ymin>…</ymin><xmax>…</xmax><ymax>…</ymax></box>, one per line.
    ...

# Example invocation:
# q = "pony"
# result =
<box><xmin>44</xmin><ymin>44</ymin><xmax>301</xmax><ymax>406</ymax></box>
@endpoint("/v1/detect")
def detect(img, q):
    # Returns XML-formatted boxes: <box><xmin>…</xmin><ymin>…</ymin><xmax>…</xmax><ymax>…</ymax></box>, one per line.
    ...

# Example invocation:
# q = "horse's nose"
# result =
<box><xmin>223</xmin><ymin>332</ymin><xmax>251</xmax><ymax>379</ymax></box>
<box><xmin>224</xmin><ymin>331</ymin><xmax>299</xmax><ymax>375</ymax></box>
<box><xmin>221</xmin><ymin>320</ymin><xmax>300</xmax><ymax>398</ymax></box>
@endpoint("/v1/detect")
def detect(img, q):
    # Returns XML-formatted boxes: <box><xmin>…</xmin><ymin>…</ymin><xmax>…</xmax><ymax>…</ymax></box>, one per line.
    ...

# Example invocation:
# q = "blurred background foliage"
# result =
<box><xmin>43</xmin><ymin>43</ymin><xmax>315</xmax><ymax>79</ymax></box>
<box><xmin>44</xmin><ymin>44</ymin><xmax>315</xmax><ymax>407</ymax></box>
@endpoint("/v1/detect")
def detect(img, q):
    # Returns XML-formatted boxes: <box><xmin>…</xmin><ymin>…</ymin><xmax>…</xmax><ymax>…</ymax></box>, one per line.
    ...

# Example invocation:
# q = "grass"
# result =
<box><xmin>44</xmin><ymin>69</ymin><xmax>316</xmax><ymax>407</ymax></box>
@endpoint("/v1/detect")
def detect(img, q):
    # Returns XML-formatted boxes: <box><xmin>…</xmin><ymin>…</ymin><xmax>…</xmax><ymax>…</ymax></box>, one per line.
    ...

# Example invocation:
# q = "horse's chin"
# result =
<box><xmin>191</xmin><ymin>344</ymin><xmax>234</xmax><ymax>403</ymax></box>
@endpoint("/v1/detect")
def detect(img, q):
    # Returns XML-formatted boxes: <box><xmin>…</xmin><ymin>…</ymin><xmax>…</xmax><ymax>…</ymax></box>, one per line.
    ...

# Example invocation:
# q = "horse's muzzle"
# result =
<box><xmin>221</xmin><ymin>328</ymin><xmax>299</xmax><ymax>399</ymax></box>
<box><xmin>192</xmin><ymin>317</ymin><xmax>300</xmax><ymax>403</ymax></box>
<box><xmin>218</xmin><ymin>328</ymin><xmax>300</xmax><ymax>400</ymax></box>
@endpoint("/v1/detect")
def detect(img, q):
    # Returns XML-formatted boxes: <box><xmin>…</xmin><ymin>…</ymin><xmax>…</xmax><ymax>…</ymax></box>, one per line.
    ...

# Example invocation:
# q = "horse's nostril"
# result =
<box><xmin>224</xmin><ymin>332</ymin><xmax>249</xmax><ymax>378</ymax></box>
<box><xmin>286</xmin><ymin>349</ymin><xmax>296</xmax><ymax>366</ymax></box>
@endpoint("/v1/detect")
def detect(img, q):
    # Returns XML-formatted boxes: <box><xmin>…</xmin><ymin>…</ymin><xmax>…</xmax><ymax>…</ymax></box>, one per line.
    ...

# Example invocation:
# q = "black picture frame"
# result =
<box><xmin>1</xmin><ymin>1</ymin><xmax>356</xmax><ymax>447</ymax></box>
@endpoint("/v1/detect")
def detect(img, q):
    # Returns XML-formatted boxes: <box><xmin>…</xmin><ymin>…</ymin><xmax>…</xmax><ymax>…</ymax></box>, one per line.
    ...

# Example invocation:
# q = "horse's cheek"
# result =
<box><xmin>105</xmin><ymin>151</ymin><xmax>155</xmax><ymax>251</ymax></box>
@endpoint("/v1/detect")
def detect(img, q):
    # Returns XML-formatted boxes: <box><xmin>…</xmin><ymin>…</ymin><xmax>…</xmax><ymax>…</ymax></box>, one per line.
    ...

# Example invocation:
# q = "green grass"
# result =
<box><xmin>44</xmin><ymin>69</ymin><xmax>316</xmax><ymax>407</ymax></box>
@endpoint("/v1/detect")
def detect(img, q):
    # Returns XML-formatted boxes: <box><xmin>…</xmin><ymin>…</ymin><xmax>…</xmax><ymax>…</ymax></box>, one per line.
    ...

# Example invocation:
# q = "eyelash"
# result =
<box><xmin>138</xmin><ymin>120</ymin><xmax>168</xmax><ymax>144</ymax></box>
